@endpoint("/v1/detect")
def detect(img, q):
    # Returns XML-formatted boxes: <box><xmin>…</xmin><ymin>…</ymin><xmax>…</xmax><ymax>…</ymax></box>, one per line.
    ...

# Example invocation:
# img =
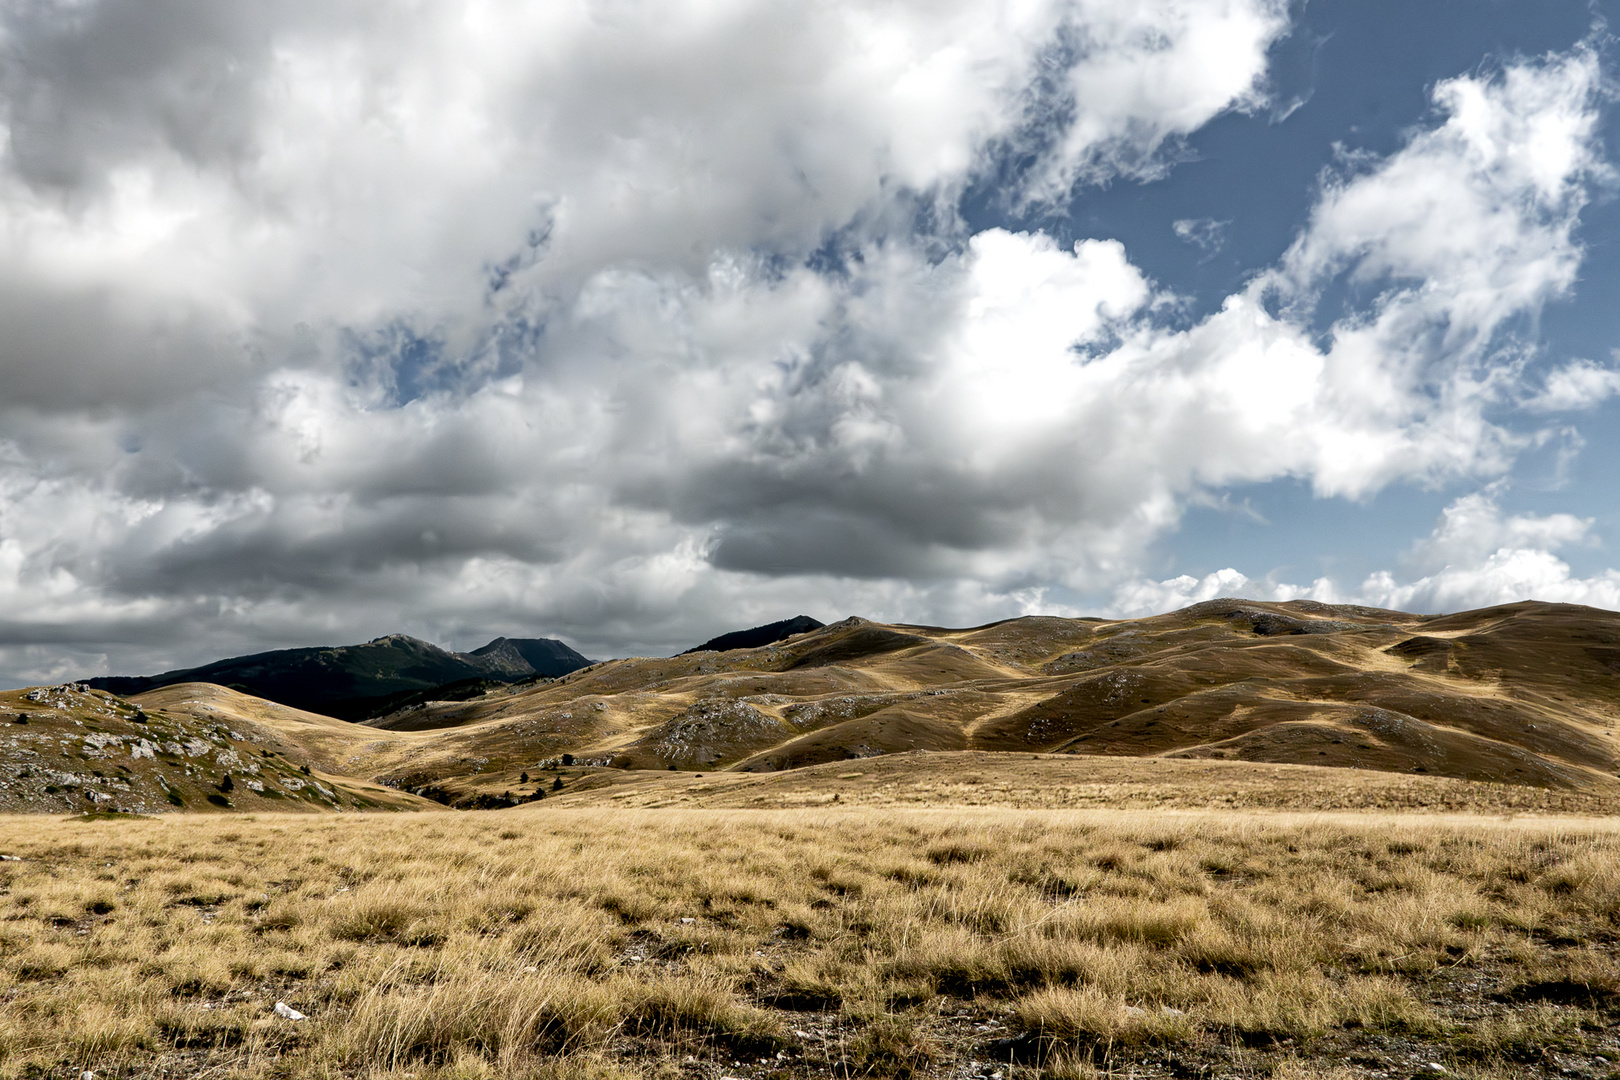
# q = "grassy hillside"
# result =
<box><xmin>335</xmin><ymin>600</ymin><xmax>1620</xmax><ymax>805</ymax></box>
<box><xmin>11</xmin><ymin>598</ymin><xmax>1620</xmax><ymax>814</ymax></box>
<box><xmin>0</xmin><ymin>682</ymin><xmax>436</xmax><ymax>814</ymax></box>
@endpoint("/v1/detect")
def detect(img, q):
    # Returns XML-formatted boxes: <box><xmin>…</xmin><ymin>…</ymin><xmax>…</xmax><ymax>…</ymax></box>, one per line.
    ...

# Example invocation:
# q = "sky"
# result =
<box><xmin>2</xmin><ymin>0</ymin><xmax>1620</xmax><ymax>684</ymax></box>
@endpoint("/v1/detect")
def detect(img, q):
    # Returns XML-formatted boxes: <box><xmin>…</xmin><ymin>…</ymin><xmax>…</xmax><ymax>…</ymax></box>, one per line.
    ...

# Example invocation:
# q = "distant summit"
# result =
<box><xmin>87</xmin><ymin>634</ymin><xmax>591</xmax><ymax>720</ymax></box>
<box><xmin>470</xmin><ymin>637</ymin><xmax>593</xmax><ymax>678</ymax></box>
<box><xmin>682</xmin><ymin>615</ymin><xmax>825</xmax><ymax>654</ymax></box>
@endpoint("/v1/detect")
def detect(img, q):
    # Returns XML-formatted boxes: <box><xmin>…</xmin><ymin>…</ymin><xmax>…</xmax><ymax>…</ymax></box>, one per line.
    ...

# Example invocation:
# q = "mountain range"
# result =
<box><xmin>86</xmin><ymin>634</ymin><xmax>592</xmax><ymax>720</ymax></box>
<box><xmin>8</xmin><ymin>599</ymin><xmax>1620</xmax><ymax>815</ymax></box>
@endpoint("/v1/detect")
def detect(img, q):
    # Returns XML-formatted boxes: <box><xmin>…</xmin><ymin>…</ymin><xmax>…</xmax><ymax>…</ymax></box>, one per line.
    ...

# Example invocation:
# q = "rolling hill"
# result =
<box><xmin>0</xmin><ymin>681</ymin><xmax>437</xmax><ymax>814</ymax></box>
<box><xmin>9</xmin><ymin>598</ymin><xmax>1620</xmax><ymax>814</ymax></box>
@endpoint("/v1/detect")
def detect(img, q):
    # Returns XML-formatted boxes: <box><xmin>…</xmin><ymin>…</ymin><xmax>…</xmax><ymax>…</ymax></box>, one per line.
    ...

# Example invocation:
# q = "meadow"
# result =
<box><xmin>3</xmin><ymin>806</ymin><xmax>1618</xmax><ymax>1080</ymax></box>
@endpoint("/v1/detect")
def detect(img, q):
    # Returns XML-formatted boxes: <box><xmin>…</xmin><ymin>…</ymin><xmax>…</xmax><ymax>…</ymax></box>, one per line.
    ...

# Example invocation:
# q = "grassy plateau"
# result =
<box><xmin>3</xmin><ymin>804</ymin><xmax>1619</xmax><ymax>1080</ymax></box>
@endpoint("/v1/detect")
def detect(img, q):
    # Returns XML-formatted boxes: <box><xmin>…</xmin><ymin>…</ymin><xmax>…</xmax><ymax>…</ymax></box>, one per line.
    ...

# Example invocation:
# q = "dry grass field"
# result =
<box><xmin>6</xmin><ymin>600</ymin><xmax>1620</xmax><ymax>1079</ymax></box>
<box><xmin>3</xmin><ymin>805</ymin><xmax>1619</xmax><ymax>1080</ymax></box>
<box><xmin>533</xmin><ymin>750</ymin><xmax>1620</xmax><ymax>816</ymax></box>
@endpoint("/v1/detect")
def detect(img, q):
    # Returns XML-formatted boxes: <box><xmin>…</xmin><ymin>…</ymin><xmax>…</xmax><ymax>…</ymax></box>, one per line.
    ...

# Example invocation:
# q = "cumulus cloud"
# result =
<box><xmin>1526</xmin><ymin>358</ymin><xmax>1620</xmax><ymax>411</ymax></box>
<box><xmin>0</xmin><ymin>0</ymin><xmax>1294</xmax><ymax>408</ymax></box>
<box><xmin>1275</xmin><ymin>49</ymin><xmax>1607</xmax><ymax>319</ymax></box>
<box><xmin>0</xmin><ymin>3</ymin><xmax>1612</xmax><ymax>684</ymax></box>
<box><xmin>654</xmin><ymin>45</ymin><xmax>1612</xmax><ymax>592</ymax></box>
<box><xmin>1357</xmin><ymin>489</ymin><xmax>1620</xmax><ymax>612</ymax></box>
<box><xmin>1113</xmin><ymin>489</ymin><xmax>1620</xmax><ymax>617</ymax></box>
<box><xmin>1361</xmin><ymin>548</ymin><xmax>1620</xmax><ymax>614</ymax></box>
<box><xmin>1109</xmin><ymin>566</ymin><xmax>1310</xmax><ymax>620</ymax></box>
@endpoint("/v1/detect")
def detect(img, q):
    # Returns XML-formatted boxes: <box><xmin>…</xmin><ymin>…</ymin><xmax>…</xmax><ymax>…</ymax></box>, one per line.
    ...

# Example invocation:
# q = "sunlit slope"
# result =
<box><xmin>134</xmin><ymin>683</ymin><xmax>556</xmax><ymax>802</ymax></box>
<box><xmin>354</xmin><ymin>601</ymin><xmax>1620</xmax><ymax>798</ymax></box>
<box><xmin>131</xmin><ymin>683</ymin><xmax>411</xmax><ymax>769</ymax></box>
<box><xmin>0</xmin><ymin>682</ymin><xmax>437</xmax><ymax>813</ymax></box>
<box><xmin>12</xmin><ymin>598</ymin><xmax>1618</xmax><ymax>813</ymax></box>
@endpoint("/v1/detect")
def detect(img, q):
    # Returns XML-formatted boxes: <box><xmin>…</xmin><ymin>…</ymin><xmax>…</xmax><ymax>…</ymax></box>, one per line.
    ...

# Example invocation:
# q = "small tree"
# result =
<box><xmin>561</xmin><ymin>753</ymin><xmax>574</xmax><ymax>766</ymax></box>
<box><xmin>552</xmin><ymin>776</ymin><xmax>563</xmax><ymax>791</ymax></box>
<box><xmin>520</xmin><ymin>771</ymin><xmax>529</xmax><ymax>784</ymax></box>
<box><xmin>219</xmin><ymin>774</ymin><xmax>235</xmax><ymax>792</ymax></box>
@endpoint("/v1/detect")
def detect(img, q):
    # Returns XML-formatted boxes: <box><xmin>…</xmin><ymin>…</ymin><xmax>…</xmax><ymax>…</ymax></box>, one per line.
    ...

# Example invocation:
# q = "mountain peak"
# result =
<box><xmin>682</xmin><ymin>615</ymin><xmax>826</xmax><ymax>655</ymax></box>
<box><xmin>86</xmin><ymin>632</ymin><xmax>592</xmax><ymax>721</ymax></box>
<box><xmin>365</xmin><ymin>633</ymin><xmax>441</xmax><ymax>649</ymax></box>
<box><xmin>467</xmin><ymin>637</ymin><xmax>593</xmax><ymax>678</ymax></box>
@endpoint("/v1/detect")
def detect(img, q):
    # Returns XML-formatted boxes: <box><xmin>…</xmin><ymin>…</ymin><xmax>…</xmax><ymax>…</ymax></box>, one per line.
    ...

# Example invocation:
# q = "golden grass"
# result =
<box><xmin>532</xmin><ymin>751</ymin><xmax>1620</xmax><ymax>816</ymax></box>
<box><xmin>2</xmin><ymin>807</ymin><xmax>1618</xmax><ymax>1080</ymax></box>
<box><xmin>127</xmin><ymin>600</ymin><xmax>1620</xmax><ymax>804</ymax></box>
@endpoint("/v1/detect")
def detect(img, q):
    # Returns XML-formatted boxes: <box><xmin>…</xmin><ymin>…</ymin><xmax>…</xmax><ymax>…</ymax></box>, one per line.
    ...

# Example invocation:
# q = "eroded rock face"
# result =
<box><xmin>629</xmin><ymin>698</ymin><xmax>796</xmax><ymax>769</ymax></box>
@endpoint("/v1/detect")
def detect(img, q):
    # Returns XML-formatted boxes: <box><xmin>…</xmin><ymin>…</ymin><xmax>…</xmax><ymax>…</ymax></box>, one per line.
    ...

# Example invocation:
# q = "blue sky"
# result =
<box><xmin>1047</xmin><ymin>0</ymin><xmax>1620</xmax><ymax>589</ymax></box>
<box><xmin>0</xmin><ymin>0</ymin><xmax>1618</xmax><ymax>683</ymax></box>
<box><xmin>1130</xmin><ymin>0</ymin><xmax>1620</xmax><ymax>588</ymax></box>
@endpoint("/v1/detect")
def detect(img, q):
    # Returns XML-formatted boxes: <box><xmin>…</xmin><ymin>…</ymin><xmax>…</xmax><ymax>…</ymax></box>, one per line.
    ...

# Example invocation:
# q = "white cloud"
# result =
<box><xmin>0</xmin><ymin>0</ymin><xmax>1292</xmax><ymax>410</ymax></box>
<box><xmin>541</xmin><ymin>37</ymin><xmax>1608</xmax><ymax>590</ymax></box>
<box><xmin>1402</xmin><ymin>488</ymin><xmax>1592</xmax><ymax>570</ymax></box>
<box><xmin>1353</xmin><ymin>489</ymin><xmax>1620</xmax><ymax>613</ymax></box>
<box><xmin>1172</xmin><ymin>217</ymin><xmax>1228</xmax><ymax>252</ymax></box>
<box><xmin>1276</xmin><ymin>48</ymin><xmax>1606</xmax><ymax>338</ymax></box>
<box><xmin>1110</xmin><ymin>566</ymin><xmax>1328</xmax><ymax>618</ymax></box>
<box><xmin>1113</xmin><ymin>490</ymin><xmax>1620</xmax><ymax>618</ymax></box>
<box><xmin>1360</xmin><ymin>548</ymin><xmax>1620</xmax><ymax>614</ymax></box>
<box><xmin>1526</xmin><ymin>358</ymin><xmax>1620</xmax><ymax>411</ymax></box>
<box><xmin>1014</xmin><ymin>0</ymin><xmax>1289</xmax><ymax>201</ymax></box>
<box><xmin>1354</xmin><ymin>488</ymin><xmax>1620</xmax><ymax>615</ymax></box>
<box><xmin>0</xmin><ymin>8</ymin><xmax>1613</xmax><ymax>682</ymax></box>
